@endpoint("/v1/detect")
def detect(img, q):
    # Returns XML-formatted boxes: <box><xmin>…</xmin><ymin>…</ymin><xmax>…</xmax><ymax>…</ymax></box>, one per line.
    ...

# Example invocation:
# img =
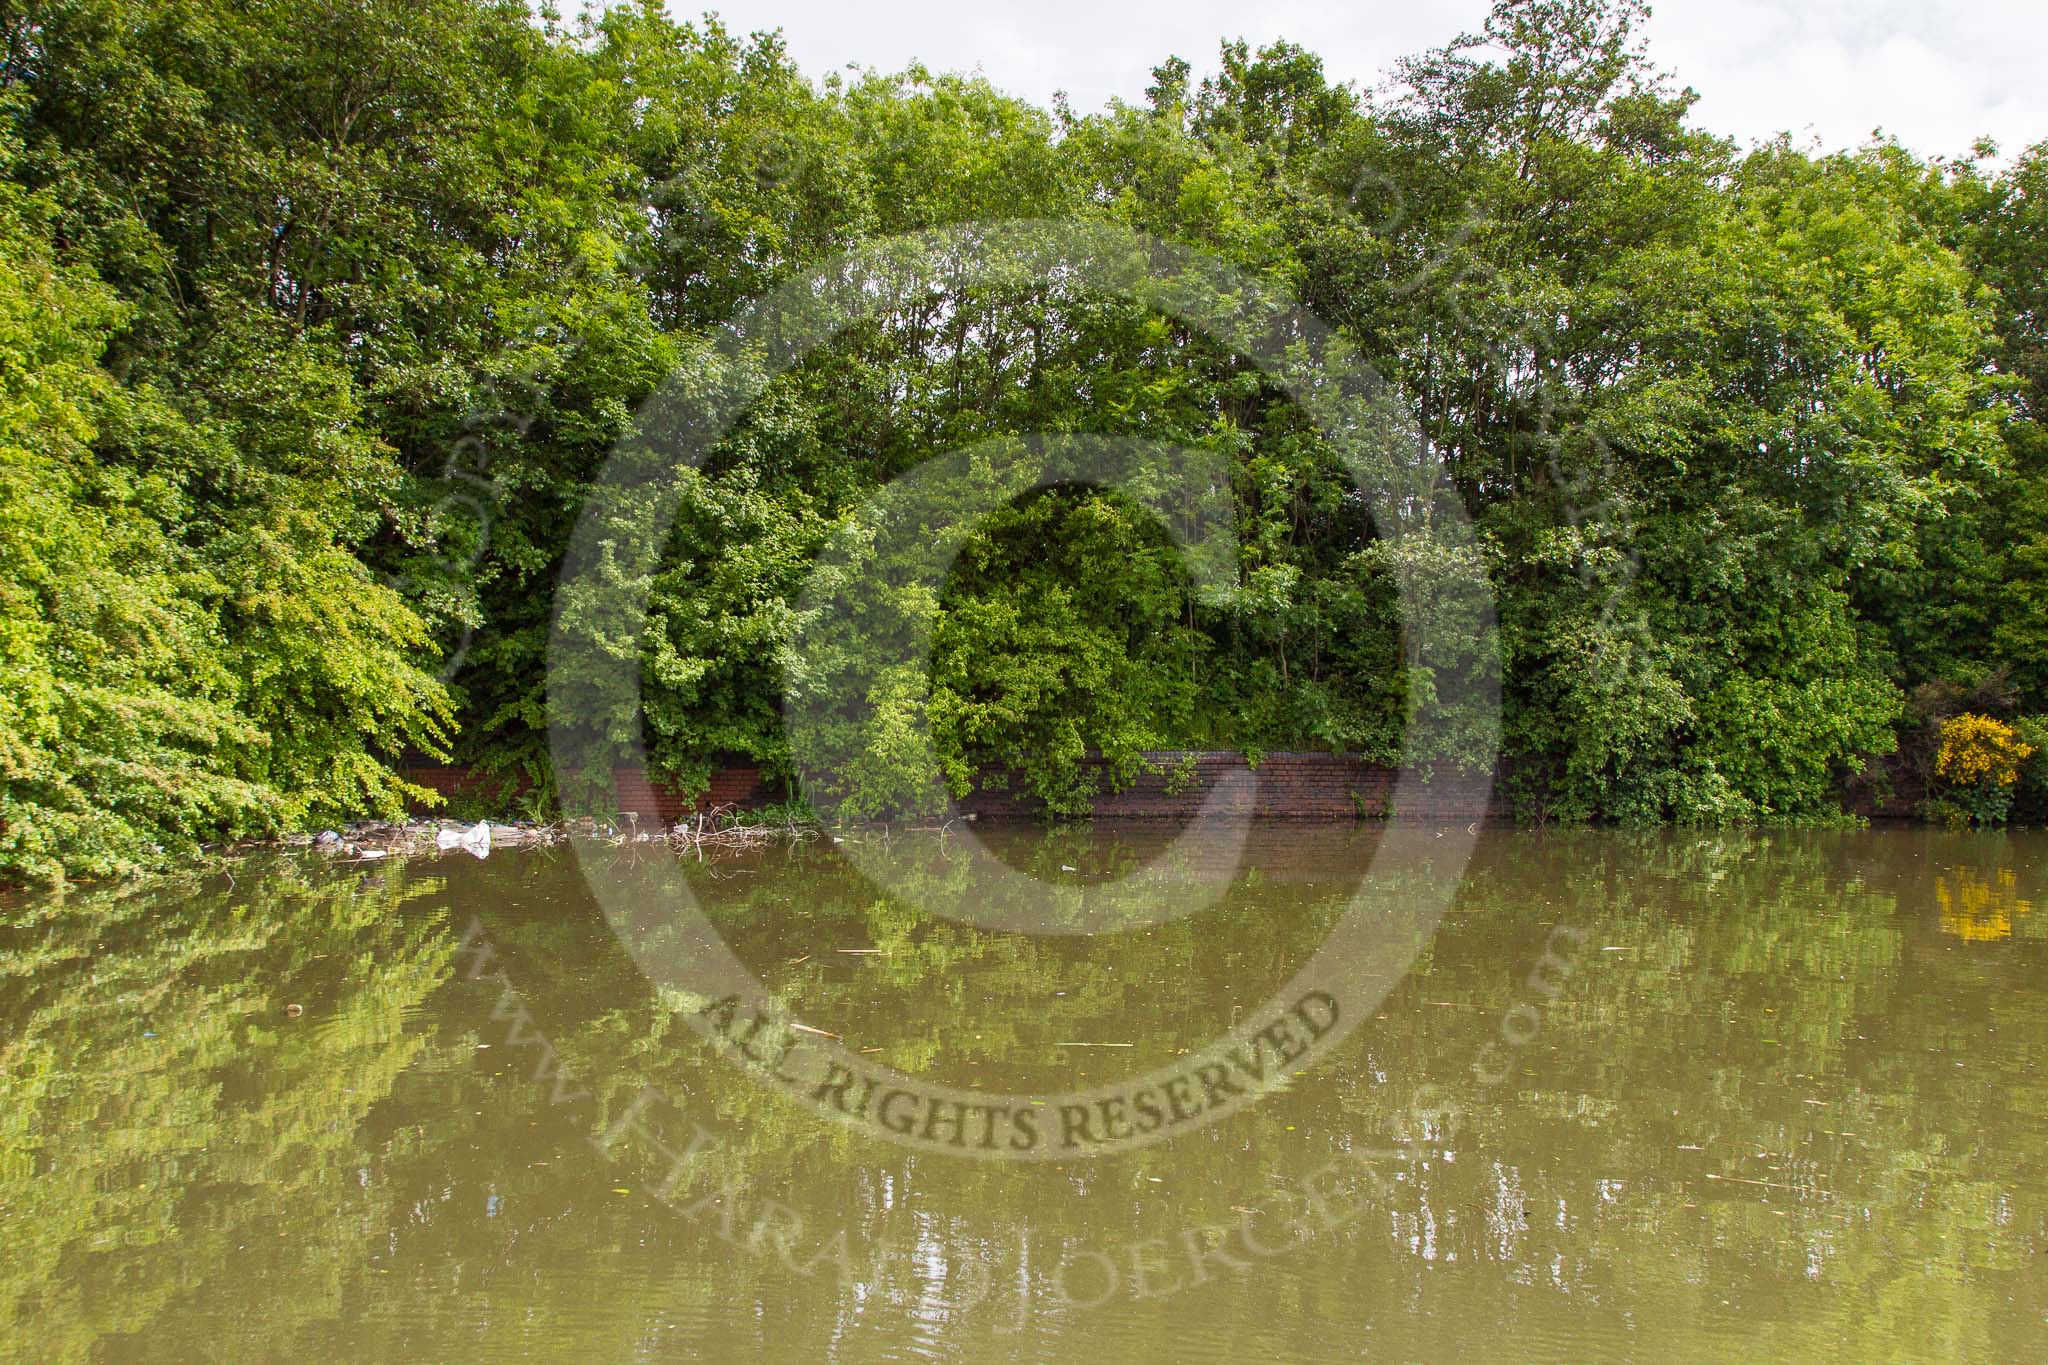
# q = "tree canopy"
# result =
<box><xmin>3</xmin><ymin>0</ymin><xmax>2044</xmax><ymax>882</ymax></box>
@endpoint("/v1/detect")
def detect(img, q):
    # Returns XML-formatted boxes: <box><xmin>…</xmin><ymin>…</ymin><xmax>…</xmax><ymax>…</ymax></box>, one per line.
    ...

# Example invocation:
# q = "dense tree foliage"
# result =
<box><xmin>3</xmin><ymin>0</ymin><xmax>2044</xmax><ymax>881</ymax></box>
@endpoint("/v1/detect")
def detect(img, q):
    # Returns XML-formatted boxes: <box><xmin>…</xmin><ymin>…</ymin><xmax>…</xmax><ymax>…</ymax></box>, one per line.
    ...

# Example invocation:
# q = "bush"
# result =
<box><xmin>1932</xmin><ymin>713</ymin><xmax>2036</xmax><ymax>826</ymax></box>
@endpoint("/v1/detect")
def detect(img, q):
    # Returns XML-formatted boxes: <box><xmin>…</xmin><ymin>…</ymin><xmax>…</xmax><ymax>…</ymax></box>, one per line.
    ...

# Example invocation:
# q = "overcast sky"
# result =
<box><xmin>683</xmin><ymin>0</ymin><xmax>2046</xmax><ymax>160</ymax></box>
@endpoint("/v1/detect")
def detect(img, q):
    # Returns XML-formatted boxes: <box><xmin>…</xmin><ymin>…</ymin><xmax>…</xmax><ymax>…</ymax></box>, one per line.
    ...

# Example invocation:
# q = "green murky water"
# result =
<box><xmin>5</xmin><ymin>826</ymin><xmax>2047</xmax><ymax>1361</ymax></box>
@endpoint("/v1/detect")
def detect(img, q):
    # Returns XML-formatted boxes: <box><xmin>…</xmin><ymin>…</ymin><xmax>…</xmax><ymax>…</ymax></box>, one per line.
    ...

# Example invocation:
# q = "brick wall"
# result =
<box><xmin>609</xmin><ymin>766</ymin><xmax>772</xmax><ymax>825</ymax></box>
<box><xmin>401</xmin><ymin>764</ymin><xmax>770</xmax><ymax>826</ymax></box>
<box><xmin>402</xmin><ymin>753</ymin><xmax>1503</xmax><ymax>826</ymax></box>
<box><xmin>402</xmin><ymin>764</ymin><xmax>517</xmax><ymax>804</ymax></box>
<box><xmin>955</xmin><ymin>752</ymin><xmax>1504</xmax><ymax>823</ymax></box>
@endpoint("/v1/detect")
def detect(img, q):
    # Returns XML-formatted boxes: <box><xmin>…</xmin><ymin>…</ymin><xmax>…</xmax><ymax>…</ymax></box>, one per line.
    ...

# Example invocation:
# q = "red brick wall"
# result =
<box><xmin>609</xmin><ymin>766</ymin><xmax>772</xmax><ymax>825</ymax></box>
<box><xmin>956</xmin><ymin>752</ymin><xmax>1503</xmax><ymax>823</ymax></box>
<box><xmin>403</xmin><ymin>754</ymin><xmax>1502</xmax><ymax>826</ymax></box>
<box><xmin>401</xmin><ymin>764</ymin><xmax>770</xmax><ymax>826</ymax></box>
<box><xmin>402</xmin><ymin>764</ymin><xmax>516</xmax><ymax>803</ymax></box>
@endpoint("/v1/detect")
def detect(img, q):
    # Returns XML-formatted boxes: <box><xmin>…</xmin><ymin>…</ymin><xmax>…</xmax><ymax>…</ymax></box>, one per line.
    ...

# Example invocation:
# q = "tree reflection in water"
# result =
<box><xmin>3</xmin><ymin>829</ymin><xmax>2046</xmax><ymax>1360</ymax></box>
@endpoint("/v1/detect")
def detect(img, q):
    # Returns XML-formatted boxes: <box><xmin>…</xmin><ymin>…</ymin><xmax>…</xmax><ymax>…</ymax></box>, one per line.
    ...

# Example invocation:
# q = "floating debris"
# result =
<box><xmin>436</xmin><ymin>820</ymin><xmax>492</xmax><ymax>858</ymax></box>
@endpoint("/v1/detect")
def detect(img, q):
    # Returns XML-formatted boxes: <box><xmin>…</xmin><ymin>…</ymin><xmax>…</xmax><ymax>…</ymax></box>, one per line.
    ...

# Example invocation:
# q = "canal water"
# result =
<box><xmin>4</xmin><ymin>826</ymin><xmax>2045</xmax><ymax>1360</ymax></box>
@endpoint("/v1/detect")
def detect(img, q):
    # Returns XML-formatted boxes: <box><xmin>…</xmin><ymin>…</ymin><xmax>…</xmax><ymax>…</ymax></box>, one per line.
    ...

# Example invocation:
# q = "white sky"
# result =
<box><xmin>683</xmin><ymin>0</ymin><xmax>2048</xmax><ymax>160</ymax></box>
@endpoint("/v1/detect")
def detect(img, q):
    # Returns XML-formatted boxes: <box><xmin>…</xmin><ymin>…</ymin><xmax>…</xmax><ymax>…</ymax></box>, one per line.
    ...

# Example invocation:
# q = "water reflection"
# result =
<box><xmin>1937</xmin><ymin>866</ymin><xmax>2034</xmax><ymax>942</ymax></box>
<box><xmin>3</xmin><ymin>829</ymin><xmax>2046</xmax><ymax>1360</ymax></box>
<box><xmin>0</xmin><ymin>862</ymin><xmax>454</xmax><ymax>1359</ymax></box>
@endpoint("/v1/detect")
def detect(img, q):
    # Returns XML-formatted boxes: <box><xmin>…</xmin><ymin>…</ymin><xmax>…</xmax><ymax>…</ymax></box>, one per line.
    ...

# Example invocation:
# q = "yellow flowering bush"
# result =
<box><xmin>1937</xmin><ymin>714</ymin><xmax>2034</xmax><ymax>784</ymax></box>
<box><xmin>1934</xmin><ymin>713</ymin><xmax>2037</xmax><ymax>824</ymax></box>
